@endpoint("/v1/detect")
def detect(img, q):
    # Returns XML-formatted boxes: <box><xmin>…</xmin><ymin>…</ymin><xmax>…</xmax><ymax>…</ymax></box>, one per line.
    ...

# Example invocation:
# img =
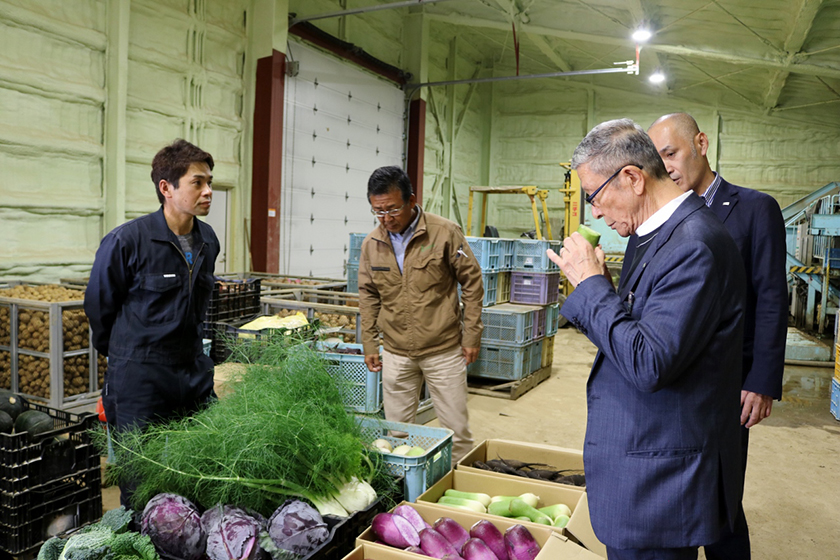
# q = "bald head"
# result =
<box><xmin>649</xmin><ymin>113</ymin><xmax>700</xmax><ymax>143</ymax></box>
<box><xmin>647</xmin><ymin>112</ymin><xmax>715</xmax><ymax>195</ymax></box>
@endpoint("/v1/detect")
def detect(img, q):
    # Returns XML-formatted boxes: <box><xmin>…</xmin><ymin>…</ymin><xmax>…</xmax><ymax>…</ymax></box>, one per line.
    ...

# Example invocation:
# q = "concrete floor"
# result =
<box><xmin>102</xmin><ymin>327</ymin><xmax>840</xmax><ymax>558</ymax></box>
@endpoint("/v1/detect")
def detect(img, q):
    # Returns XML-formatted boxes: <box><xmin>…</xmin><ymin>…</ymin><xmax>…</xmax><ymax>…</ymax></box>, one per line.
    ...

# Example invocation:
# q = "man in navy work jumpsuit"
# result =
<box><xmin>84</xmin><ymin>139</ymin><xmax>220</xmax><ymax>506</ymax></box>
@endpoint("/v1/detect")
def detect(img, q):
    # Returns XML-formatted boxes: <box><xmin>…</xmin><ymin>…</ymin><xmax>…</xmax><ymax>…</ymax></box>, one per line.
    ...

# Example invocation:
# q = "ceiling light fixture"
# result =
<box><xmin>632</xmin><ymin>29</ymin><xmax>652</xmax><ymax>43</ymax></box>
<box><xmin>649</xmin><ymin>71</ymin><xmax>666</xmax><ymax>84</ymax></box>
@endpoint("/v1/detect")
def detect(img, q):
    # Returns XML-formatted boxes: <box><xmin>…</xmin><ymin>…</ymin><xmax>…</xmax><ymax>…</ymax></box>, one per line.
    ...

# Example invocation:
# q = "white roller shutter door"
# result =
<box><xmin>281</xmin><ymin>41</ymin><xmax>405</xmax><ymax>278</ymax></box>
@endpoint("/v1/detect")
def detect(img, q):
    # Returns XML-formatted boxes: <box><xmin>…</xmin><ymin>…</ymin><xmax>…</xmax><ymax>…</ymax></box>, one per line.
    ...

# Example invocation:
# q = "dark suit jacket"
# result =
<box><xmin>622</xmin><ymin>179</ymin><xmax>788</xmax><ymax>398</ymax></box>
<box><xmin>563</xmin><ymin>194</ymin><xmax>746</xmax><ymax>549</ymax></box>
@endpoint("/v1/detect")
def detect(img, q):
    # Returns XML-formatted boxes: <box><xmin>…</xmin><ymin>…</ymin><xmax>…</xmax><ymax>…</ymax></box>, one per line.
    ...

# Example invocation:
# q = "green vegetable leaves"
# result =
<box><xmin>102</xmin><ymin>340</ymin><xmax>380</xmax><ymax>517</ymax></box>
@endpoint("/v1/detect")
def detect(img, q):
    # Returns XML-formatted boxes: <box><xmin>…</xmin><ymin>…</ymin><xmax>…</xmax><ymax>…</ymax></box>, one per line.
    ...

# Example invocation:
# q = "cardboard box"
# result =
<box><xmin>416</xmin><ymin>469</ymin><xmax>584</xmax><ymax>535</ymax></box>
<box><xmin>457</xmin><ymin>439</ymin><xmax>607</xmax><ymax>557</ymax></box>
<box><xmin>356</xmin><ymin>500</ymin><xmax>599</xmax><ymax>559</ymax></box>
<box><xmin>565</xmin><ymin>492</ymin><xmax>607</xmax><ymax>558</ymax></box>
<box><xmin>457</xmin><ymin>439</ymin><xmax>585</xmax><ymax>480</ymax></box>
<box><xmin>340</xmin><ymin>543</ymin><xmax>422</xmax><ymax>560</ymax></box>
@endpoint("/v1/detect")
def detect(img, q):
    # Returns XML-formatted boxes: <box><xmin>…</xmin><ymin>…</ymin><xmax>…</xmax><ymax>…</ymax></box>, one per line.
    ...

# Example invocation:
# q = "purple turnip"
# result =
<box><xmin>462</xmin><ymin>537</ymin><xmax>501</xmax><ymax>560</ymax></box>
<box><xmin>372</xmin><ymin>512</ymin><xmax>421</xmax><ymax>549</ymax></box>
<box><xmin>469</xmin><ymin>520</ymin><xmax>508</xmax><ymax>560</ymax></box>
<box><xmin>433</xmin><ymin>517</ymin><xmax>470</xmax><ymax>552</ymax></box>
<box><xmin>394</xmin><ymin>504</ymin><xmax>432</xmax><ymax>533</ymax></box>
<box><xmin>503</xmin><ymin>525</ymin><xmax>540</xmax><ymax>560</ymax></box>
<box><xmin>419</xmin><ymin>527</ymin><xmax>462</xmax><ymax>558</ymax></box>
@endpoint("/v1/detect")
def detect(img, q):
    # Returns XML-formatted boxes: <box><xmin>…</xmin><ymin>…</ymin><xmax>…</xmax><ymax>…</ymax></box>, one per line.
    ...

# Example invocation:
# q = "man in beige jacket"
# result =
<box><xmin>358</xmin><ymin>166</ymin><xmax>484</xmax><ymax>464</ymax></box>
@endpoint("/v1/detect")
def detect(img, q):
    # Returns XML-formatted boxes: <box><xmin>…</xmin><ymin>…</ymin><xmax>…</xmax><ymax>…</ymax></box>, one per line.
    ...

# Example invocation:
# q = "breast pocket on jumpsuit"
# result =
<box><xmin>138</xmin><ymin>273</ymin><xmax>182</xmax><ymax>325</ymax></box>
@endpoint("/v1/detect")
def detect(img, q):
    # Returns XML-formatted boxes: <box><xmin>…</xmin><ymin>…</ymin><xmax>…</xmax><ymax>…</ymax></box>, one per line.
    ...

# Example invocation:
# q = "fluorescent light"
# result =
<box><xmin>632</xmin><ymin>29</ymin><xmax>652</xmax><ymax>43</ymax></box>
<box><xmin>649</xmin><ymin>71</ymin><xmax>666</xmax><ymax>84</ymax></box>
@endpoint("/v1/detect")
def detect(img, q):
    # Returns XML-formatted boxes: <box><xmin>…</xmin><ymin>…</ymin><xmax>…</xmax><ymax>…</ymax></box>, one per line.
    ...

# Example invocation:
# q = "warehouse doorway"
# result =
<box><xmin>201</xmin><ymin>189</ymin><xmax>229</xmax><ymax>273</ymax></box>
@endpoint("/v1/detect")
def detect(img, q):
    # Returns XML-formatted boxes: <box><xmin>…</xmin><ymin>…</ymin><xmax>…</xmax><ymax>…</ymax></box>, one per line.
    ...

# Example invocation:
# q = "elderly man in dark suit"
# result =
<box><xmin>549</xmin><ymin>118</ymin><xmax>746</xmax><ymax>560</ymax></box>
<box><xmin>648</xmin><ymin>112</ymin><xmax>788</xmax><ymax>560</ymax></box>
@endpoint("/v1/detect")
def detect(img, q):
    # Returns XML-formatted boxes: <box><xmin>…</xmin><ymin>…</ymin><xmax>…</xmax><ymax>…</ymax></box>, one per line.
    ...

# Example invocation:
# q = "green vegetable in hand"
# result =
<box><xmin>577</xmin><ymin>224</ymin><xmax>601</xmax><ymax>247</ymax></box>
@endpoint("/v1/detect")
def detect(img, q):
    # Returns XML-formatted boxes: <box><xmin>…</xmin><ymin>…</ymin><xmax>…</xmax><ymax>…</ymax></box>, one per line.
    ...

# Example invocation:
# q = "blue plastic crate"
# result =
<box><xmin>347</xmin><ymin>262</ymin><xmax>359</xmax><ymax>293</ymax></box>
<box><xmin>356</xmin><ymin>416</ymin><xmax>453</xmax><ymax>502</ymax></box>
<box><xmin>467</xmin><ymin>339</ymin><xmax>543</xmax><ymax>381</ymax></box>
<box><xmin>529</xmin><ymin>338</ymin><xmax>544</xmax><ymax>374</ymax></box>
<box><xmin>482</xmin><ymin>272</ymin><xmax>498</xmax><ymax>306</ymax></box>
<box><xmin>511</xmin><ymin>272</ymin><xmax>561</xmax><ymax>305</ymax></box>
<box><xmin>317</xmin><ymin>343</ymin><xmax>382</xmax><ymax>414</ymax></box>
<box><xmin>532</xmin><ymin>306</ymin><xmax>547</xmax><ymax>339</ymax></box>
<box><xmin>545</xmin><ymin>303</ymin><xmax>561</xmax><ymax>337</ymax></box>
<box><xmin>481</xmin><ymin>303</ymin><xmax>537</xmax><ymax>345</ymax></box>
<box><xmin>466</xmin><ymin>237</ymin><xmax>502</xmax><ymax>271</ymax></box>
<box><xmin>500</xmin><ymin>239</ymin><xmax>516</xmax><ymax>271</ymax></box>
<box><xmin>348</xmin><ymin>233</ymin><xmax>366</xmax><ymax>264</ymax></box>
<box><xmin>461</xmin><ymin>272</ymin><xmax>497</xmax><ymax>306</ymax></box>
<box><xmin>512</xmin><ymin>239</ymin><xmax>562</xmax><ymax>273</ymax></box>
<box><xmin>831</xmin><ymin>378</ymin><xmax>840</xmax><ymax>421</ymax></box>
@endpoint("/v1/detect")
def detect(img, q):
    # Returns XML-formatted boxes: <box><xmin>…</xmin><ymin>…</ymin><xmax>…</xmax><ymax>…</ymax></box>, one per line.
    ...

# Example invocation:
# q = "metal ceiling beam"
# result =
<box><xmin>526</xmin><ymin>33</ymin><xmax>572</xmax><ymax>72</ymax></box>
<box><xmin>424</xmin><ymin>12</ymin><xmax>840</xmax><ymax>80</ymax></box>
<box><xmin>289</xmin><ymin>0</ymin><xmax>459</xmax><ymax>26</ymax></box>
<box><xmin>763</xmin><ymin>0</ymin><xmax>824</xmax><ymax>109</ymax></box>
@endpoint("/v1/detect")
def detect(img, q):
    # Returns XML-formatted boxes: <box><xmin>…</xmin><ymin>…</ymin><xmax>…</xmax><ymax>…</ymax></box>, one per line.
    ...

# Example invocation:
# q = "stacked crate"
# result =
<box><xmin>464</xmin><ymin>238</ymin><xmax>561</xmax><ymax>381</ymax></box>
<box><xmin>203</xmin><ymin>278</ymin><xmax>262</xmax><ymax>365</ymax></box>
<box><xmin>0</xmin><ymin>400</ymin><xmax>102</xmax><ymax>557</ymax></box>
<box><xmin>347</xmin><ymin>233</ymin><xmax>366</xmax><ymax>293</ymax></box>
<box><xmin>0</xmin><ymin>283</ymin><xmax>106</xmax><ymax>410</ymax></box>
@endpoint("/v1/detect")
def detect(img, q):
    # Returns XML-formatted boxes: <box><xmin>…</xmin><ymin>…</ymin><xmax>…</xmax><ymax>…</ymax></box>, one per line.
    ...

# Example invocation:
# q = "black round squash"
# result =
<box><xmin>0</xmin><ymin>389</ymin><xmax>24</xmax><ymax>421</ymax></box>
<box><xmin>14</xmin><ymin>410</ymin><xmax>54</xmax><ymax>439</ymax></box>
<box><xmin>0</xmin><ymin>410</ymin><xmax>12</xmax><ymax>434</ymax></box>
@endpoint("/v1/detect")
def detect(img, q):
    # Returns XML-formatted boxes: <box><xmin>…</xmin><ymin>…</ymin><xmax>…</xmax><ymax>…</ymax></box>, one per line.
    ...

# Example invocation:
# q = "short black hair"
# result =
<box><xmin>367</xmin><ymin>166</ymin><xmax>413</xmax><ymax>202</ymax></box>
<box><xmin>151</xmin><ymin>139</ymin><xmax>215</xmax><ymax>204</ymax></box>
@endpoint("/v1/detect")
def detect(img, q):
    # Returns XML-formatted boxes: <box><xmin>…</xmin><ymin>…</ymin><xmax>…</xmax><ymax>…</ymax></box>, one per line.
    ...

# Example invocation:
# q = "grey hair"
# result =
<box><xmin>571</xmin><ymin>118</ymin><xmax>669</xmax><ymax>180</ymax></box>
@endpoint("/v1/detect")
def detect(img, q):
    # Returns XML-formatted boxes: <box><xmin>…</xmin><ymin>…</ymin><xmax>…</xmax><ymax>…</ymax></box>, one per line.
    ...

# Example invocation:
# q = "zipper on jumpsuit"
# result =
<box><xmin>167</xmin><ymin>240</ymin><xmax>206</xmax><ymax>345</ymax></box>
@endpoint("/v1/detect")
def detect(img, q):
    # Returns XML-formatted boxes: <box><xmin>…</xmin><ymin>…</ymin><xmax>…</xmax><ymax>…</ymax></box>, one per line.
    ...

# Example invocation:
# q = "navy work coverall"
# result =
<box><xmin>84</xmin><ymin>206</ymin><xmax>220</xmax><ymax>433</ymax></box>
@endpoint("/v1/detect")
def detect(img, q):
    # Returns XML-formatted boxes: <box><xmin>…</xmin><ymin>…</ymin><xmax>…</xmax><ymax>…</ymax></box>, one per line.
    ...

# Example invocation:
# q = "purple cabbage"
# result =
<box><xmin>141</xmin><ymin>493</ymin><xmax>206</xmax><ymax>560</ymax></box>
<box><xmin>266</xmin><ymin>499</ymin><xmax>329</xmax><ymax>556</ymax></box>
<box><xmin>201</xmin><ymin>505</ymin><xmax>265</xmax><ymax>560</ymax></box>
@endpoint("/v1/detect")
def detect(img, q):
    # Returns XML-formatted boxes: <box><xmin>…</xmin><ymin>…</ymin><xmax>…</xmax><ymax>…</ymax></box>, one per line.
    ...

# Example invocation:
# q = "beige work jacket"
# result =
<box><xmin>358</xmin><ymin>208</ymin><xmax>484</xmax><ymax>358</ymax></box>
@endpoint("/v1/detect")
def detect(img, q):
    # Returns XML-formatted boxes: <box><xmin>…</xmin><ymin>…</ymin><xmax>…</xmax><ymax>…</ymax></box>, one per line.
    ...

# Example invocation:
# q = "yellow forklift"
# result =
<box><xmin>465</xmin><ymin>164</ymin><xmax>582</xmax><ymax>295</ymax></box>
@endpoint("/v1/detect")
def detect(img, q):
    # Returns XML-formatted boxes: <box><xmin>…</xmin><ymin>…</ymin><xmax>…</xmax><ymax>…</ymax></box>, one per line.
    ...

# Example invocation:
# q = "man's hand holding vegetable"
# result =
<box><xmin>547</xmin><ymin>232</ymin><xmax>611</xmax><ymax>288</ymax></box>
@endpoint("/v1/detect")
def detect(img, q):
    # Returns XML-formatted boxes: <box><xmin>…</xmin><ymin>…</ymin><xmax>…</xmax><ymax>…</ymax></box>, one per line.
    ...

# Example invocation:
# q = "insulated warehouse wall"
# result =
<box><xmin>0</xmin><ymin>0</ymin><xmax>107</xmax><ymax>280</ymax></box>
<box><xmin>422</xmin><ymin>23</ymin><xmax>489</xmax><ymax>232</ymax></box>
<box><xmin>0</xmin><ymin>0</ymin><xmax>252</xmax><ymax>281</ymax></box>
<box><xmin>124</xmin><ymin>0</ymin><xmax>251</xmax><ymax>274</ymax></box>
<box><xmin>479</xmin><ymin>70</ymin><xmax>840</xmax><ymax>242</ymax></box>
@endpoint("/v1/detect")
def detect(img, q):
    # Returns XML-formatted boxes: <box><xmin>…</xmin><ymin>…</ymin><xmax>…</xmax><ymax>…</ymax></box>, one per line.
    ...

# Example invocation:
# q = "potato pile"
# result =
<box><xmin>0</xmin><ymin>284</ymin><xmax>106</xmax><ymax>400</ymax></box>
